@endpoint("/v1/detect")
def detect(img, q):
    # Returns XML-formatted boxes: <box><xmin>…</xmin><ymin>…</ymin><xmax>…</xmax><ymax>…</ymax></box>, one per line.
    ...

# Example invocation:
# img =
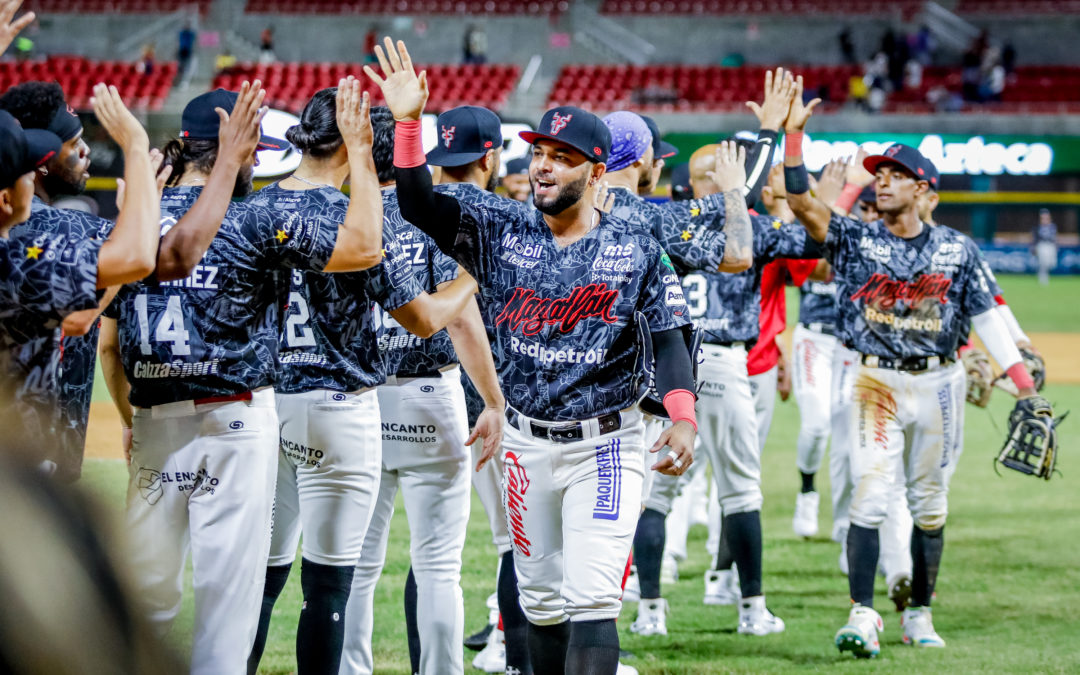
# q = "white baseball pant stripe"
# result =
<box><xmin>829</xmin><ymin>344</ymin><xmax>858</xmax><ymax>541</ymax></box>
<box><xmin>793</xmin><ymin>325</ymin><xmax>839</xmax><ymax>475</ymax></box>
<box><xmin>341</xmin><ymin>369</ymin><xmax>470</xmax><ymax>675</ymax></box>
<box><xmin>504</xmin><ymin>406</ymin><xmax>645</xmax><ymax>625</ymax></box>
<box><xmin>267</xmin><ymin>388</ymin><xmax>382</xmax><ymax>567</ymax></box>
<box><xmin>640</xmin><ymin>413</ymin><xmax>667</xmax><ymax>506</ymax></box>
<box><xmin>848</xmin><ymin>361</ymin><xmax>966</xmax><ymax>533</ymax></box>
<box><xmin>749</xmin><ymin>364</ymin><xmax>778</xmax><ymax>454</ymax></box>
<box><xmin>126</xmin><ymin>388</ymin><xmax>277</xmax><ymax>675</ymax></box>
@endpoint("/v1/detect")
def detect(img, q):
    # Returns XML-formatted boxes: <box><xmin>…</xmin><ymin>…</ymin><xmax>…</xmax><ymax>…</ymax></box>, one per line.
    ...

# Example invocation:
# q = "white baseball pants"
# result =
<box><xmin>126</xmin><ymin>388</ymin><xmax>277</xmax><ymax>675</ymax></box>
<box><xmin>749</xmin><ymin>364</ymin><xmax>779</xmax><ymax>454</ymax></box>
<box><xmin>829</xmin><ymin>345</ymin><xmax>858</xmax><ymax>541</ymax></box>
<box><xmin>793</xmin><ymin>325</ymin><xmax>839</xmax><ymax>475</ymax></box>
<box><xmin>504</xmin><ymin>406</ymin><xmax>646</xmax><ymax>625</ymax></box>
<box><xmin>341</xmin><ymin>369</ymin><xmax>470</xmax><ymax>675</ymax></box>
<box><xmin>267</xmin><ymin>388</ymin><xmax>383</xmax><ymax>567</ymax></box>
<box><xmin>473</xmin><ymin>442</ymin><xmax>511</xmax><ymax>554</ymax></box>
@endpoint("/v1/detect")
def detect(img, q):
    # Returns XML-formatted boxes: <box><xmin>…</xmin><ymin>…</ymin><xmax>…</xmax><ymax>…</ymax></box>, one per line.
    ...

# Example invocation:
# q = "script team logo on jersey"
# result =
<box><xmin>851</xmin><ymin>272</ymin><xmax>952</xmax><ymax>310</ymax></box>
<box><xmin>441</xmin><ymin>125</ymin><xmax>456</xmax><ymax>148</ymax></box>
<box><xmin>495</xmin><ymin>284</ymin><xmax>619</xmax><ymax>336</ymax></box>
<box><xmin>550</xmin><ymin>113</ymin><xmax>572</xmax><ymax>135</ymax></box>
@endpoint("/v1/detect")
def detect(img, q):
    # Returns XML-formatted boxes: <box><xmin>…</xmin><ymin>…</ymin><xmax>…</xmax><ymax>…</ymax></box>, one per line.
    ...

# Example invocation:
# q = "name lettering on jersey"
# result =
<box><xmin>132</xmin><ymin>359</ymin><xmax>221</xmax><ymax>379</ymax></box>
<box><xmin>159</xmin><ymin>264</ymin><xmax>219</xmax><ymax>290</ymax></box>
<box><xmin>851</xmin><ymin>273</ymin><xmax>951</xmax><ymax>310</ymax></box>
<box><xmin>504</xmin><ymin>451</ymin><xmax>532</xmax><ymax>557</ymax></box>
<box><xmin>500</xmin><ymin>233</ymin><xmax>543</xmax><ymax>269</ymax></box>
<box><xmin>862</xmin><ymin>306</ymin><xmax>944</xmax><ymax>333</ymax></box>
<box><xmin>510</xmin><ymin>336</ymin><xmax>608</xmax><ymax>365</ymax></box>
<box><xmin>496</xmin><ymin>284</ymin><xmax>619</xmax><ymax>336</ymax></box>
<box><xmin>593</xmin><ymin>438</ymin><xmax>622</xmax><ymax>520</ymax></box>
<box><xmin>378</xmin><ymin>332</ymin><xmax>424</xmax><ymax>353</ymax></box>
<box><xmin>859</xmin><ymin>236</ymin><xmax>892</xmax><ymax>263</ymax></box>
<box><xmin>279</xmin><ymin>351</ymin><xmax>329</xmax><ymax>366</ymax></box>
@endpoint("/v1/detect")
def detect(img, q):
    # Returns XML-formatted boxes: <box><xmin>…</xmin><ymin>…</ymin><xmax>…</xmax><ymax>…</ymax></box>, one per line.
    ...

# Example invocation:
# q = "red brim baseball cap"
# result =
<box><xmin>519</xmin><ymin>106</ymin><xmax>610</xmax><ymax>164</ymax></box>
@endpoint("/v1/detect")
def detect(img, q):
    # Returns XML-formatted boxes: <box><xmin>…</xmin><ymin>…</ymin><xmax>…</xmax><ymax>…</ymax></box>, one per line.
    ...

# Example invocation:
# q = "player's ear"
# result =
<box><xmin>0</xmin><ymin>187</ymin><xmax>13</xmax><ymax>218</ymax></box>
<box><xmin>915</xmin><ymin>180</ymin><xmax>929</xmax><ymax>197</ymax></box>
<box><xmin>591</xmin><ymin>161</ymin><xmax>607</xmax><ymax>184</ymax></box>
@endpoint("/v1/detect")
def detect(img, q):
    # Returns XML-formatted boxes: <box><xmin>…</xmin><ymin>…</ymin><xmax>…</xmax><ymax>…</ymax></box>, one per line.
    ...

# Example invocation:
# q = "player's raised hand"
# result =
<box><xmin>114</xmin><ymin>149</ymin><xmax>169</xmax><ymax>209</ymax></box>
<box><xmin>650</xmin><ymin>420</ymin><xmax>695</xmax><ymax>476</ymax></box>
<box><xmin>336</xmin><ymin>77</ymin><xmax>373</xmax><ymax>149</ymax></box>
<box><xmin>846</xmin><ymin>147</ymin><xmax>876</xmax><ymax>187</ymax></box>
<box><xmin>363</xmin><ymin>37</ymin><xmax>428</xmax><ymax>122</ymax></box>
<box><xmin>784</xmin><ymin>75</ymin><xmax>821</xmax><ymax>133</ymax></box>
<box><xmin>214</xmin><ymin>79</ymin><xmax>266</xmax><ymax>167</ymax></box>
<box><xmin>706</xmin><ymin>140</ymin><xmax>747</xmax><ymax>193</ymax></box>
<box><xmin>470</xmin><ymin>406</ymin><xmax>504</xmax><ymax>472</ymax></box>
<box><xmin>746</xmin><ymin>67</ymin><xmax>795</xmax><ymax>132</ymax></box>
<box><xmin>0</xmin><ymin>0</ymin><xmax>34</xmax><ymax>57</ymax></box>
<box><xmin>594</xmin><ymin>181</ymin><xmax>615</xmax><ymax>214</ymax></box>
<box><xmin>91</xmin><ymin>84</ymin><xmax>149</xmax><ymax>153</ymax></box>
<box><xmin>815</xmin><ymin>157</ymin><xmax>847</xmax><ymax>206</ymax></box>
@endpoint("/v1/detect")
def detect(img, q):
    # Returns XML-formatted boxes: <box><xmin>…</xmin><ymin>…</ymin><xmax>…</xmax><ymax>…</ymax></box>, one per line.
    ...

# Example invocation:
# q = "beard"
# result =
<box><xmin>532</xmin><ymin>171</ymin><xmax>589</xmax><ymax>216</ymax></box>
<box><xmin>485</xmin><ymin>169</ymin><xmax>499</xmax><ymax>193</ymax></box>
<box><xmin>41</xmin><ymin>167</ymin><xmax>85</xmax><ymax>197</ymax></box>
<box><xmin>232</xmin><ymin>164</ymin><xmax>255</xmax><ymax>198</ymax></box>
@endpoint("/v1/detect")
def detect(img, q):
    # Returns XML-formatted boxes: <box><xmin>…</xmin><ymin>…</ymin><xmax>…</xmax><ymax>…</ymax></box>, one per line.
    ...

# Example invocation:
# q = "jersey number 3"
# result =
<box><xmin>682</xmin><ymin>273</ymin><xmax>708</xmax><ymax>319</ymax></box>
<box><xmin>134</xmin><ymin>294</ymin><xmax>192</xmax><ymax>356</ymax></box>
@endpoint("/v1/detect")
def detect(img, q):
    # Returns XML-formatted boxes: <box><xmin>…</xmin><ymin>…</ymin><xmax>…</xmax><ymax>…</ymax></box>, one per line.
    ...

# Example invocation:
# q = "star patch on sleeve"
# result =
<box><xmin>275</xmin><ymin>229</ymin><xmax>289</xmax><ymax>243</ymax></box>
<box><xmin>25</xmin><ymin>245</ymin><xmax>43</xmax><ymax>260</ymax></box>
<box><xmin>680</xmin><ymin>230</ymin><xmax>692</xmax><ymax>241</ymax></box>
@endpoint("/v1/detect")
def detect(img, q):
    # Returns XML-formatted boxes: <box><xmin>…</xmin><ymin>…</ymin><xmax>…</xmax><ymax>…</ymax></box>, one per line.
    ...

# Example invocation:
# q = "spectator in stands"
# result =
<box><xmin>214</xmin><ymin>48</ymin><xmax>237</xmax><ymax>75</ymax></box>
<box><xmin>848</xmin><ymin>73</ymin><xmax>869</xmax><ymax>111</ymax></box>
<box><xmin>363</xmin><ymin>27</ymin><xmax>379</xmax><ymax>64</ymax></box>
<box><xmin>259</xmin><ymin>26</ymin><xmax>276</xmax><ymax>64</ymax></box>
<box><xmin>1002</xmin><ymin>42</ymin><xmax>1017</xmax><ymax>75</ymax></box>
<box><xmin>903</xmin><ymin>58</ymin><xmax>922</xmax><ymax>91</ymax></box>
<box><xmin>1033</xmin><ymin>208</ymin><xmax>1058</xmax><ymax>286</ymax></box>
<box><xmin>838</xmin><ymin>27</ymin><xmax>856</xmax><ymax>65</ymax></box>
<box><xmin>910</xmin><ymin>25</ymin><xmax>934</xmax><ymax>66</ymax></box>
<box><xmin>463</xmin><ymin>24</ymin><xmax>487</xmax><ymax>64</ymax></box>
<box><xmin>136</xmin><ymin>43</ymin><xmax>156</xmax><ymax>77</ymax></box>
<box><xmin>979</xmin><ymin>47</ymin><xmax>1005</xmax><ymax>103</ymax></box>
<box><xmin>177</xmin><ymin>21</ymin><xmax>196</xmax><ymax>82</ymax></box>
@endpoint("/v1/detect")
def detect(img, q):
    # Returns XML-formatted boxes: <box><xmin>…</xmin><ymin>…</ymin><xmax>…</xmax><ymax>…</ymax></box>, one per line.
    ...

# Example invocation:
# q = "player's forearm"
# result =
<box><xmin>447</xmin><ymin>298</ymin><xmax>504</xmax><ymax>409</ymax></box>
<box><xmin>323</xmin><ymin>143</ymin><xmax>383</xmax><ymax>273</ymax></box>
<box><xmin>783</xmin><ymin>136</ymin><xmax>831</xmax><ymax>243</ymax></box>
<box><xmin>96</xmin><ymin>149</ymin><xmax>158</xmax><ymax>287</ymax></box>
<box><xmin>393</xmin><ymin>120</ymin><xmax>465</xmax><ymax>255</ymax></box>
<box><xmin>652</xmin><ymin>327</ymin><xmax>697</xmax><ymax>430</ymax></box>
<box><xmin>997</xmin><ymin>304</ymin><xmax>1030</xmax><ymax>345</ymax></box>
<box><xmin>971</xmin><ymin>309</ymin><xmax>1035</xmax><ymax>396</ymax></box>
<box><xmin>156</xmin><ymin>156</ymin><xmax>244</xmax><ymax>282</ymax></box>
<box><xmin>98</xmin><ymin>318</ymin><xmax>134</xmax><ymax>427</ymax></box>
<box><xmin>742</xmin><ymin>130</ymin><xmax>777</xmax><ymax>207</ymax></box>
<box><xmin>391</xmin><ymin>272</ymin><xmax>478</xmax><ymax>338</ymax></box>
<box><xmin>719</xmin><ymin>188</ymin><xmax>753</xmax><ymax>272</ymax></box>
<box><xmin>61</xmin><ymin>286</ymin><xmax>119</xmax><ymax>336</ymax></box>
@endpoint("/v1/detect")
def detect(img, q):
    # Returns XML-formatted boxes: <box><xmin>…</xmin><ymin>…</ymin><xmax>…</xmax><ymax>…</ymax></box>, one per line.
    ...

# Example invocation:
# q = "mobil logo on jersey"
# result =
<box><xmin>859</xmin><ymin>236</ymin><xmax>892</xmax><ymax>263</ymax></box>
<box><xmin>500</xmin><ymin>232</ymin><xmax>544</xmax><ymax>268</ymax></box>
<box><xmin>504</xmin><ymin>451</ymin><xmax>532</xmax><ymax>556</ymax></box>
<box><xmin>495</xmin><ymin>283</ymin><xmax>619</xmax><ymax>336</ymax></box>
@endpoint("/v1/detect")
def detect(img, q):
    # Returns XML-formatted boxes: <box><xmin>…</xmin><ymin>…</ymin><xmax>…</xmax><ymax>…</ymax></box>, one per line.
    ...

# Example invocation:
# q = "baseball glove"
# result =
<box><xmin>994</xmin><ymin>346</ymin><xmax>1047</xmax><ymax>397</ymax></box>
<box><xmin>962</xmin><ymin>347</ymin><xmax>994</xmax><ymax>408</ymax></box>
<box><xmin>996</xmin><ymin>395</ymin><xmax>1062</xmax><ymax>480</ymax></box>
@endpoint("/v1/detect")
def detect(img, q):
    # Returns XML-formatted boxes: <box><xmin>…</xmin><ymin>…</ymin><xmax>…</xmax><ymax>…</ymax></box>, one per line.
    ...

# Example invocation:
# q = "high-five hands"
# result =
<box><xmin>746</xmin><ymin>67</ymin><xmax>795</xmax><ymax>132</ymax></box>
<box><xmin>363</xmin><ymin>37</ymin><xmax>429</xmax><ymax>122</ymax></box>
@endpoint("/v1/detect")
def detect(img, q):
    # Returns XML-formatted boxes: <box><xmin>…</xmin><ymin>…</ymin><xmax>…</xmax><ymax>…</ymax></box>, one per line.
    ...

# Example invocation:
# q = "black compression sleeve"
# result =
<box><xmin>652</xmin><ymin>327</ymin><xmax>695</xmax><ymax>397</ymax></box>
<box><xmin>743</xmin><ymin>129</ymin><xmax>778</xmax><ymax>207</ymax></box>
<box><xmin>395</xmin><ymin>165</ymin><xmax>464</xmax><ymax>254</ymax></box>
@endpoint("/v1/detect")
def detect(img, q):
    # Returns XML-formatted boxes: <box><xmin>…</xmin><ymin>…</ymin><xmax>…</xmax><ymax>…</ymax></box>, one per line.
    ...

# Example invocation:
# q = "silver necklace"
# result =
<box><xmin>289</xmin><ymin>173</ymin><xmax>334</xmax><ymax>189</ymax></box>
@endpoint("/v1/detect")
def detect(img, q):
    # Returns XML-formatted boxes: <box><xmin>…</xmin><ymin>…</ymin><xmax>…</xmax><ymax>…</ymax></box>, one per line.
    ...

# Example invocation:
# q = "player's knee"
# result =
<box><xmin>848</xmin><ymin>500</ymin><xmax>887</xmax><ymax>529</ymax></box>
<box><xmin>719</xmin><ymin>490</ymin><xmax>762</xmax><ymax>516</ymax></box>
<box><xmin>519</xmin><ymin>590</ymin><xmax>566</xmax><ymax>625</ymax></box>
<box><xmin>914</xmin><ymin>512</ymin><xmax>947</xmax><ymax>531</ymax></box>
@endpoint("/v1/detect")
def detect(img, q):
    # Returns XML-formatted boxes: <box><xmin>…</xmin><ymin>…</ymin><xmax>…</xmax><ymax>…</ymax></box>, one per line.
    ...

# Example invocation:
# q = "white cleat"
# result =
<box><xmin>902</xmin><ymin>606</ymin><xmax>946</xmax><ymax>648</ymax></box>
<box><xmin>616</xmin><ymin>662</ymin><xmax>639</xmax><ymax>675</ymax></box>
<box><xmin>623</xmin><ymin>565</ymin><xmax>640</xmax><ymax>603</ymax></box>
<box><xmin>471</xmin><ymin>627</ymin><xmax>505</xmax><ymax>673</ymax></box>
<box><xmin>793</xmin><ymin>491</ymin><xmax>820</xmax><ymax>538</ymax></box>
<box><xmin>660</xmin><ymin>555</ymin><xmax>679</xmax><ymax>585</ymax></box>
<box><xmin>737</xmin><ymin>595</ymin><xmax>785</xmax><ymax>635</ymax></box>
<box><xmin>629</xmin><ymin>598</ymin><xmax>668</xmax><ymax>636</ymax></box>
<box><xmin>703</xmin><ymin>569</ymin><xmax>739</xmax><ymax>605</ymax></box>
<box><xmin>835</xmin><ymin>604</ymin><xmax>883</xmax><ymax>658</ymax></box>
<box><xmin>838</xmin><ymin>537</ymin><xmax>849</xmax><ymax>576</ymax></box>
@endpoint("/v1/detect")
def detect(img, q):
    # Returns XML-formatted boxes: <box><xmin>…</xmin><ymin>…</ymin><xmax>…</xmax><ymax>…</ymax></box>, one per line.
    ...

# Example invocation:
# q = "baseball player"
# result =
<box><xmin>98</xmin><ymin>79</ymin><xmax>388</xmax><ymax>675</ymax></box>
<box><xmin>783</xmin><ymin>78</ymin><xmax>1050</xmax><ymax>657</ymax></box>
<box><xmin>0</xmin><ymin>86</ymin><xmax>161</xmax><ymax>463</ymax></box>
<box><xmin>502</xmin><ymin>155</ymin><xmax>532</xmax><ymax>203</ymax></box>
<box><xmin>241</xmin><ymin>91</ymin><xmax>482</xmax><ymax>675</ymax></box>
<box><xmin>638</xmin><ymin>115</ymin><xmax>678</xmax><ymax>197</ymax></box>
<box><xmin>342</xmin><ymin>104</ymin><xmax>504</xmax><ymax>675</ymax></box>
<box><xmin>367</xmin><ymin>37</ymin><xmax>698</xmax><ymax>674</ymax></box>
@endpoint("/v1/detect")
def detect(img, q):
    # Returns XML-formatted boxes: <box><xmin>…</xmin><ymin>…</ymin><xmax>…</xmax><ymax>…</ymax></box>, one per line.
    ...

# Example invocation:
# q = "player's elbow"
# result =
<box><xmin>61</xmin><ymin>314</ymin><xmax>95</xmax><ymax>337</ymax></box>
<box><xmin>719</xmin><ymin>253</ymin><xmax>752</xmax><ymax>273</ymax></box>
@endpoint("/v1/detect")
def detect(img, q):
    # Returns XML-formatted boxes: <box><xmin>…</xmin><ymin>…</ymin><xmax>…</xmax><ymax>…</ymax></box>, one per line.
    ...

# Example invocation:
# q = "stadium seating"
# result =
<box><xmin>955</xmin><ymin>0</ymin><xmax>1080</xmax><ymax>14</ymax></box>
<box><xmin>212</xmin><ymin>61</ymin><xmax>520</xmax><ymax>113</ymax></box>
<box><xmin>599</xmin><ymin>0</ymin><xmax>922</xmax><ymax>18</ymax></box>
<box><xmin>25</xmin><ymin>0</ymin><xmax>212</xmax><ymax>13</ymax></box>
<box><xmin>0</xmin><ymin>56</ymin><xmax>177</xmax><ymax>111</ymax></box>
<box><xmin>245</xmin><ymin>0</ymin><xmax>568</xmax><ymax>15</ymax></box>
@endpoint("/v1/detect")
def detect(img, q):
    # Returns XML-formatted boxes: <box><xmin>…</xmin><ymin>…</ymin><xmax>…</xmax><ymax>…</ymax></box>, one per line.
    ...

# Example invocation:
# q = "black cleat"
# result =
<box><xmin>464</xmin><ymin>622</ymin><xmax>494</xmax><ymax>651</ymax></box>
<box><xmin>889</xmin><ymin>575</ymin><xmax>912</xmax><ymax>613</ymax></box>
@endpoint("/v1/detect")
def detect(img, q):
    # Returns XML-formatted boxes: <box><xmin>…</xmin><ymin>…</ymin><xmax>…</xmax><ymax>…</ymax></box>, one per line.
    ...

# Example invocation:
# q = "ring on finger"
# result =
<box><xmin>672</xmin><ymin>457</ymin><xmax>683</xmax><ymax>470</ymax></box>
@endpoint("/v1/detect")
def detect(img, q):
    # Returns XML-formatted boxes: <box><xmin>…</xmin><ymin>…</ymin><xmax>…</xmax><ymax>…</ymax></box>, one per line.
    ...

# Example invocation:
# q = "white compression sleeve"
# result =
<box><xmin>996</xmin><ymin>304</ymin><xmax>1030</xmax><ymax>344</ymax></box>
<box><xmin>972</xmin><ymin>309</ymin><xmax>1024</xmax><ymax>371</ymax></box>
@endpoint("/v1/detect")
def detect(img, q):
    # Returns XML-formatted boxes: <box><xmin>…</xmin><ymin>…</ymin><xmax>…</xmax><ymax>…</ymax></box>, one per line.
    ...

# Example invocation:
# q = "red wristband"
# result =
<box><xmin>957</xmin><ymin>343</ymin><xmax>974</xmax><ymax>355</ymax></box>
<box><xmin>1007</xmin><ymin>362</ymin><xmax>1035</xmax><ymax>391</ymax></box>
<box><xmin>393</xmin><ymin>119</ymin><xmax>426</xmax><ymax>168</ymax></box>
<box><xmin>835</xmin><ymin>182</ymin><xmax>863</xmax><ymax>214</ymax></box>
<box><xmin>662</xmin><ymin>389</ymin><xmax>697</xmax><ymax>431</ymax></box>
<box><xmin>784</xmin><ymin>131</ymin><xmax>804</xmax><ymax>159</ymax></box>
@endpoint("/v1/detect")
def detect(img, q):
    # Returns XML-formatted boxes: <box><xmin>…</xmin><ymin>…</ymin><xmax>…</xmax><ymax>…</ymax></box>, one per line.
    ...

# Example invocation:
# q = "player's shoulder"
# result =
<box><xmin>25</xmin><ymin>199</ymin><xmax>111</xmax><ymax>239</ymax></box>
<box><xmin>436</xmin><ymin>181</ymin><xmax>529</xmax><ymax>218</ymax></box>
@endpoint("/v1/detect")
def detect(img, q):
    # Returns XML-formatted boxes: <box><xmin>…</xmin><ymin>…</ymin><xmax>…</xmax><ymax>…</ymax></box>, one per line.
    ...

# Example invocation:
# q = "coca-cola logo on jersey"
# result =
<box><xmin>495</xmin><ymin>284</ymin><xmax>619</xmax><ymax>336</ymax></box>
<box><xmin>850</xmin><ymin>273</ymin><xmax>952</xmax><ymax>309</ymax></box>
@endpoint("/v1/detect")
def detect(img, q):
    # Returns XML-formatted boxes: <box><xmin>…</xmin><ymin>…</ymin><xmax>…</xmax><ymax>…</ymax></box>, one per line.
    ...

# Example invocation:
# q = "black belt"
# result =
<box><xmin>860</xmin><ymin>354</ymin><xmax>955</xmax><ymax>372</ymax></box>
<box><xmin>801</xmin><ymin>322</ymin><xmax>837</xmax><ymax>336</ymax></box>
<box><xmin>505</xmin><ymin>408</ymin><xmax>622</xmax><ymax>444</ymax></box>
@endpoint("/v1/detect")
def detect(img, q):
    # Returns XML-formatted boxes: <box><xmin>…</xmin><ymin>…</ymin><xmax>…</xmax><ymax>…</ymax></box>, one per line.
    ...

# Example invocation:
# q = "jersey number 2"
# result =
<box><xmin>134</xmin><ymin>294</ymin><xmax>192</xmax><ymax>356</ymax></box>
<box><xmin>285</xmin><ymin>292</ymin><xmax>316</xmax><ymax>348</ymax></box>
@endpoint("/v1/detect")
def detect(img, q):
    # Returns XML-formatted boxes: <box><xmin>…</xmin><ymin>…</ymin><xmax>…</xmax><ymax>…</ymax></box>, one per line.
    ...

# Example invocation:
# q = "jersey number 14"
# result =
<box><xmin>134</xmin><ymin>294</ymin><xmax>192</xmax><ymax>356</ymax></box>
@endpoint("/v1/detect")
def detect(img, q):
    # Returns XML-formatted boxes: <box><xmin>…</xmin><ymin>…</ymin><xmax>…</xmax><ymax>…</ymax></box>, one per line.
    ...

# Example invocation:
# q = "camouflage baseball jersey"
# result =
<box><xmin>825</xmin><ymin>215</ymin><xmax>996</xmax><ymax>358</ymax></box>
<box><xmin>109</xmin><ymin>186</ymin><xmax>339</xmax><ymax>407</ymax></box>
<box><xmin>433</xmin><ymin>188</ymin><xmax>690</xmax><ymax>421</ymax></box>
<box><xmin>681</xmin><ymin>215</ymin><xmax>823</xmax><ymax>344</ymax></box>
<box><xmin>377</xmin><ymin>188</ymin><xmax>460</xmax><ymax>378</ymax></box>
<box><xmin>607</xmin><ymin>188</ymin><xmax>728</xmax><ymax>272</ymax></box>
<box><xmin>14</xmin><ymin>198</ymin><xmax>113</xmax><ymax>477</ymax></box>
<box><xmin>798</xmin><ymin>280</ymin><xmax>839</xmax><ymax>327</ymax></box>
<box><xmin>245</xmin><ymin>183</ymin><xmax>422</xmax><ymax>393</ymax></box>
<box><xmin>0</xmin><ymin>228</ymin><xmax>102</xmax><ymax>454</ymax></box>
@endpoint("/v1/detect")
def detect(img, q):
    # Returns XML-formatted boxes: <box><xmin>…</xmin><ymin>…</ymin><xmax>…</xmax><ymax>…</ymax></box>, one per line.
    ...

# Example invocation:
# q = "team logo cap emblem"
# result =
<box><xmin>550</xmin><ymin>112</ymin><xmax>572</xmax><ymax>135</ymax></box>
<box><xmin>441</xmin><ymin>125</ymin><xmax>455</xmax><ymax>148</ymax></box>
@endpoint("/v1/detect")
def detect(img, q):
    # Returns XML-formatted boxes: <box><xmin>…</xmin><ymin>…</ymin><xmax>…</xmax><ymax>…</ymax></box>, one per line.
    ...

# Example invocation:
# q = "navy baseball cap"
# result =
<box><xmin>669</xmin><ymin>162</ymin><xmax>692</xmax><ymax>201</ymax></box>
<box><xmin>181</xmin><ymin>88</ymin><xmax>288</xmax><ymax>151</ymax></box>
<box><xmin>0</xmin><ymin>111</ymin><xmax>62</xmax><ymax>190</ymax></box>
<box><xmin>505</xmin><ymin>156</ymin><xmax>529</xmax><ymax>175</ymax></box>
<box><xmin>427</xmin><ymin>105</ymin><xmax>502</xmax><ymax>167</ymax></box>
<box><xmin>519</xmin><ymin>106</ymin><xmax>610</xmax><ymax>164</ymax></box>
<box><xmin>921</xmin><ymin>155</ymin><xmax>940</xmax><ymax>191</ymax></box>
<box><xmin>863</xmin><ymin>144</ymin><xmax>932</xmax><ymax>184</ymax></box>
<box><xmin>641</xmin><ymin>115</ymin><xmax>677</xmax><ymax>160</ymax></box>
<box><xmin>858</xmin><ymin>184</ymin><xmax>876</xmax><ymax>204</ymax></box>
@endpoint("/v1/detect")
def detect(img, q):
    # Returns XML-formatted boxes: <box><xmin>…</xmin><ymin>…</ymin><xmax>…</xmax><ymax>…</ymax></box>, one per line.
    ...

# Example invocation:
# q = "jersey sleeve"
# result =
<box><xmin>248</xmin><ymin>203</ymin><xmax>340</xmax><ymax>271</ymax></box>
<box><xmin>637</xmin><ymin>245</ymin><xmax>692</xmax><ymax>332</ymax></box>
<box><xmin>755</xmin><ymin>216</ymin><xmax>825</xmax><ymax>262</ymax></box>
<box><xmin>4</xmin><ymin>233</ymin><xmax>103</xmax><ymax>320</ymax></box>
<box><xmin>824</xmin><ymin>213</ymin><xmax>861</xmax><ymax>266</ymax></box>
<box><xmin>442</xmin><ymin>198</ymin><xmax>505</xmax><ymax>286</ymax></box>
<box><xmin>369</xmin><ymin>222</ymin><xmax>425</xmax><ymax>313</ymax></box>
<box><xmin>960</xmin><ymin>237</ymin><xmax>997</xmax><ymax>318</ymax></box>
<box><xmin>652</xmin><ymin>200</ymin><xmax>727</xmax><ymax>272</ymax></box>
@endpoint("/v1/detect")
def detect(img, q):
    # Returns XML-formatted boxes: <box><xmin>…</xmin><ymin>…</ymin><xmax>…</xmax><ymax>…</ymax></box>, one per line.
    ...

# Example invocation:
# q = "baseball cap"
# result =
<box><xmin>641</xmin><ymin>115</ymin><xmax>678</xmax><ymax>160</ymax></box>
<box><xmin>602</xmin><ymin>111</ymin><xmax>652</xmax><ymax>173</ymax></box>
<box><xmin>519</xmin><ymin>106</ymin><xmax>610</xmax><ymax>164</ymax></box>
<box><xmin>863</xmin><ymin>144</ymin><xmax>932</xmax><ymax>184</ymax></box>
<box><xmin>669</xmin><ymin>162</ymin><xmax>692</xmax><ymax>201</ymax></box>
<box><xmin>857</xmin><ymin>184</ymin><xmax>876</xmax><ymax>204</ymax></box>
<box><xmin>505</xmin><ymin>156</ymin><xmax>530</xmax><ymax>175</ymax></box>
<box><xmin>921</xmin><ymin>155</ymin><xmax>940</xmax><ymax>191</ymax></box>
<box><xmin>180</xmin><ymin>88</ymin><xmax>288</xmax><ymax>151</ymax></box>
<box><xmin>0</xmin><ymin>111</ymin><xmax>62</xmax><ymax>190</ymax></box>
<box><xmin>427</xmin><ymin>105</ymin><xmax>503</xmax><ymax>167</ymax></box>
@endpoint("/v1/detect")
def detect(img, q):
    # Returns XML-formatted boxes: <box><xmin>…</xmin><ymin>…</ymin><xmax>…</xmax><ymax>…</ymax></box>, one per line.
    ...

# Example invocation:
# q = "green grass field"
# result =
<box><xmin>79</xmin><ymin>274</ymin><xmax>1080</xmax><ymax>673</ymax></box>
